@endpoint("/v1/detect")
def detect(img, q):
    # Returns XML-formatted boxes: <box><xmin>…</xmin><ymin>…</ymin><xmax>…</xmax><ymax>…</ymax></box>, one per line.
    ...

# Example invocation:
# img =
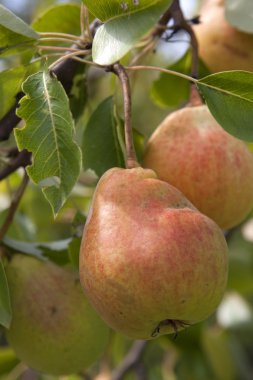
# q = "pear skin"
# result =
<box><xmin>193</xmin><ymin>0</ymin><xmax>253</xmax><ymax>72</ymax></box>
<box><xmin>6</xmin><ymin>255</ymin><xmax>109</xmax><ymax>376</ymax></box>
<box><xmin>80</xmin><ymin>167</ymin><xmax>228</xmax><ymax>340</ymax></box>
<box><xmin>143</xmin><ymin>105</ymin><xmax>253</xmax><ymax>230</ymax></box>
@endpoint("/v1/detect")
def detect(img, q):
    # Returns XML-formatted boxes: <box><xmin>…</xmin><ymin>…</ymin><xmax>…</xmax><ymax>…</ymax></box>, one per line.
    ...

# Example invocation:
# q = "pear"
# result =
<box><xmin>5</xmin><ymin>254</ymin><xmax>109</xmax><ymax>376</ymax></box>
<box><xmin>143</xmin><ymin>105</ymin><xmax>253</xmax><ymax>230</ymax></box>
<box><xmin>79</xmin><ymin>167</ymin><xmax>228</xmax><ymax>340</ymax></box>
<box><xmin>193</xmin><ymin>0</ymin><xmax>253</xmax><ymax>72</ymax></box>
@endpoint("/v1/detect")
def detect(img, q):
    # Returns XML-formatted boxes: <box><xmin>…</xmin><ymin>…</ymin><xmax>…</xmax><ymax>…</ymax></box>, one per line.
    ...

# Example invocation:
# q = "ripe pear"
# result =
<box><xmin>79</xmin><ymin>167</ymin><xmax>228</xmax><ymax>340</ymax></box>
<box><xmin>143</xmin><ymin>105</ymin><xmax>253</xmax><ymax>230</ymax></box>
<box><xmin>193</xmin><ymin>0</ymin><xmax>253</xmax><ymax>72</ymax></box>
<box><xmin>5</xmin><ymin>254</ymin><xmax>109</xmax><ymax>376</ymax></box>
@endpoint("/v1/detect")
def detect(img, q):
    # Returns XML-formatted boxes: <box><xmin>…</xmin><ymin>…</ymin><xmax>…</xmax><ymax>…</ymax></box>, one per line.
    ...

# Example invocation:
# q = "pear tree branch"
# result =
<box><xmin>0</xmin><ymin>150</ymin><xmax>31</xmax><ymax>181</ymax></box>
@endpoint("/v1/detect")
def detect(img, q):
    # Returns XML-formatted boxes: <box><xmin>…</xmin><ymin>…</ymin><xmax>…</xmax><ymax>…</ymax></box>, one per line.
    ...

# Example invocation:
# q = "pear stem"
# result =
<box><xmin>113</xmin><ymin>63</ymin><xmax>139</xmax><ymax>169</ymax></box>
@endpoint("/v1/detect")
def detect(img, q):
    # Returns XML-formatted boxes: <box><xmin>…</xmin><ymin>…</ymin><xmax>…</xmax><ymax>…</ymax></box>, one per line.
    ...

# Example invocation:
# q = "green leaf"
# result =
<box><xmin>92</xmin><ymin>0</ymin><xmax>170</xmax><ymax>65</ymax></box>
<box><xmin>2</xmin><ymin>237</ymin><xmax>72</xmax><ymax>265</ymax></box>
<box><xmin>69</xmin><ymin>68</ymin><xmax>88</xmax><ymax>121</ymax></box>
<box><xmin>32</xmin><ymin>3</ymin><xmax>81</xmax><ymax>35</ymax></box>
<box><xmin>38</xmin><ymin>239</ymin><xmax>72</xmax><ymax>265</ymax></box>
<box><xmin>83</xmin><ymin>0</ymin><xmax>167</xmax><ymax>22</ymax></box>
<box><xmin>151</xmin><ymin>51</ymin><xmax>210</xmax><ymax>108</ymax></box>
<box><xmin>0</xmin><ymin>259</ymin><xmax>12</xmax><ymax>329</ymax></box>
<box><xmin>68</xmin><ymin>237</ymin><xmax>82</xmax><ymax>269</ymax></box>
<box><xmin>0</xmin><ymin>5</ymin><xmax>38</xmax><ymax>39</ymax></box>
<box><xmin>0</xmin><ymin>5</ymin><xmax>38</xmax><ymax>56</ymax></box>
<box><xmin>2</xmin><ymin>237</ymin><xmax>43</xmax><ymax>257</ymax></box>
<box><xmin>0</xmin><ymin>61</ymin><xmax>40</xmax><ymax>120</ymax></box>
<box><xmin>197</xmin><ymin>71</ymin><xmax>253</xmax><ymax>141</ymax></box>
<box><xmin>71</xmin><ymin>210</ymin><xmax>86</xmax><ymax>238</ymax></box>
<box><xmin>82</xmin><ymin>96</ymin><xmax>125</xmax><ymax>177</ymax></box>
<box><xmin>15</xmin><ymin>71</ymin><xmax>82</xmax><ymax>216</ymax></box>
<box><xmin>0</xmin><ymin>66</ymin><xmax>26</xmax><ymax>119</ymax></box>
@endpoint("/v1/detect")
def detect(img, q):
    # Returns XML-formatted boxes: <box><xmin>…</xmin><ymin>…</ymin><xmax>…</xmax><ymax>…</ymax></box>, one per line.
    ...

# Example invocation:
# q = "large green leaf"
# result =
<box><xmin>0</xmin><ymin>5</ymin><xmax>38</xmax><ymax>56</ymax></box>
<box><xmin>0</xmin><ymin>259</ymin><xmax>12</xmax><ymax>329</ymax></box>
<box><xmin>15</xmin><ymin>71</ymin><xmax>82</xmax><ymax>216</ymax></box>
<box><xmin>92</xmin><ymin>0</ymin><xmax>170</xmax><ymax>65</ymax></box>
<box><xmin>32</xmin><ymin>3</ymin><xmax>81</xmax><ymax>35</ymax></box>
<box><xmin>151</xmin><ymin>51</ymin><xmax>210</xmax><ymax>108</ymax></box>
<box><xmin>83</xmin><ymin>0</ymin><xmax>167</xmax><ymax>22</ymax></box>
<box><xmin>82</xmin><ymin>96</ymin><xmax>124</xmax><ymax>177</ymax></box>
<box><xmin>197</xmin><ymin>71</ymin><xmax>253</xmax><ymax>141</ymax></box>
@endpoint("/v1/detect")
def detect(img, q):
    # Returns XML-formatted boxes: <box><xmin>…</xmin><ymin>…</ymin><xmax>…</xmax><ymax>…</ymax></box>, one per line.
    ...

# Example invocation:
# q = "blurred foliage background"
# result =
<box><xmin>0</xmin><ymin>0</ymin><xmax>253</xmax><ymax>379</ymax></box>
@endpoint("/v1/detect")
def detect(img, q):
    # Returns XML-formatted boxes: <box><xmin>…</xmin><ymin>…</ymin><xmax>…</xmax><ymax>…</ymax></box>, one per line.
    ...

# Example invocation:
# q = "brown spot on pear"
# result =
<box><xmin>79</xmin><ymin>167</ymin><xmax>228</xmax><ymax>340</ymax></box>
<box><xmin>5</xmin><ymin>255</ymin><xmax>109</xmax><ymax>376</ymax></box>
<box><xmin>143</xmin><ymin>105</ymin><xmax>253</xmax><ymax>230</ymax></box>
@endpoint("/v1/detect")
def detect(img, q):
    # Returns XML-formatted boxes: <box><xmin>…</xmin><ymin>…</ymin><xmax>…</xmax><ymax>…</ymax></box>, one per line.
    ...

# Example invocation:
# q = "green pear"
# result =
<box><xmin>143</xmin><ymin>105</ymin><xmax>253</xmax><ymax>230</ymax></box>
<box><xmin>5</xmin><ymin>254</ymin><xmax>109</xmax><ymax>376</ymax></box>
<box><xmin>79</xmin><ymin>167</ymin><xmax>228</xmax><ymax>340</ymax></box>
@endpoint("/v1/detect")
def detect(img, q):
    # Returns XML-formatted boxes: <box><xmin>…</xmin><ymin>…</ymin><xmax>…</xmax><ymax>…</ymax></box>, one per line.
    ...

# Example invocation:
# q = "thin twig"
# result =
<box><xmin>71</xmin><ymin>56</ymin><xmax>101</xmax><ymax>66</ymax></box>
<box><xmin>111</xmin><ymin>341</ymin><xmax>148</xmax><ymax>380</ymax></box>
<box><xmin>130</xmin><ymin>39</ymin><xmax>157</xmax><ymax>66</ymax></box>
<box><xmin>126</xmin><ymin>65</ymin><xmax>197</xmax><ymax>83</ymax></box>
<box><xmin>39</xmin><ymin>37</ymin><xmax>85</xmax><ymax>47</ymax></box>
<box><xmin>112</xmin><ymin>63</ymin><xmax>139</xmax><ymax>169</ymax></box>
<box><xmin>170</xmin><ymin>0</ymin><xmax>199</xmax><ymax>79</ymax></box>
<box><xmin>38</xmin><ymin>45</ymin><xmax>81</xmax><ymax>52</ymax></box>
<box><xmin>0</xmin><ymin>171</ymin><xmax>29</xmax><ymax>241</ymax></box>
<box><xmin>169</xmin><ymin>0</ymin><xmax>202</xmax><ymax>105</ymax></box>
<box><xmin>80</xmin><ymin>3</ymin><xmax>86</xmax><ymax>38</ymax></box>
<box><xmin>83</xmin><ymin>5</ymin><xmax>93</xmax><ymax>42</ymax></box>
<box><xmin>48</xmin><ymin>50</ymin><xmax>91</xmax><ymax>70</ymax></box>
<box><xmin>153</xmin><ymin>9</ymin><xmax>172</xmax><ymax>38</ymax></box>
<box><xmin>39</xmin><ymin>32</ymin><xmax>81</xmax><ymax>41</ymax></box>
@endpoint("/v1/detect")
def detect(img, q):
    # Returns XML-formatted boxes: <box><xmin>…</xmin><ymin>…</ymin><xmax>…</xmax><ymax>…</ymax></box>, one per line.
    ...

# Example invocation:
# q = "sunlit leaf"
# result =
<box><xmin>82</xmin><ymin>0</ymin><xmax>168</xmax><ymax>22</ymax></box>
<box><xmin>92</xmin><ymin>0</ymin><xmax>170</xmax><ymax>65</ymax></box>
